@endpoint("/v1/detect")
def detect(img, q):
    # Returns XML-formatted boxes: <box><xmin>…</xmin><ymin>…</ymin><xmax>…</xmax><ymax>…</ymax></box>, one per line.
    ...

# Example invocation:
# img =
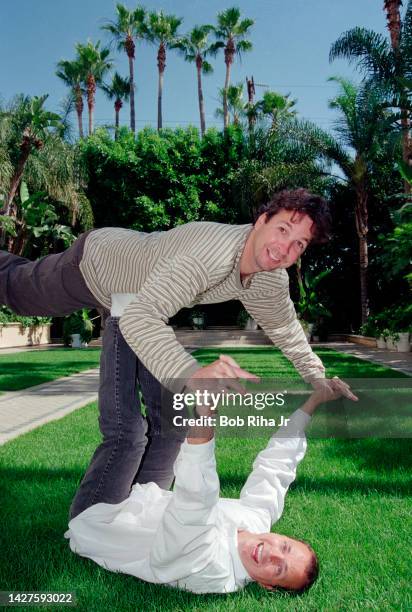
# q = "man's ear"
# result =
<box><xmin>254</xmin><ymin>212</ymin><xmax>267</xmax><ymax>228</ymax></box>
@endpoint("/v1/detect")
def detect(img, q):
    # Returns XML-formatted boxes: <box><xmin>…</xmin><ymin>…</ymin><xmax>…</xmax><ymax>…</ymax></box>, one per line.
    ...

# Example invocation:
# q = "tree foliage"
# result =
<box><xmin>79</xmin><ymin>125</ymin><xmax>246</xmax><ymax>231</ymax></box>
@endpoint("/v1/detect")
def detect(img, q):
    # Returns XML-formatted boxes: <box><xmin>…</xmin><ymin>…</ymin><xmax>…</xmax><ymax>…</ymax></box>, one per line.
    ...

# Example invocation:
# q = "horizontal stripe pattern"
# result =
<box><xmin>80</xmin><ymin>222</ymin><xmax>325</xmax><ymax>390</ymax></box>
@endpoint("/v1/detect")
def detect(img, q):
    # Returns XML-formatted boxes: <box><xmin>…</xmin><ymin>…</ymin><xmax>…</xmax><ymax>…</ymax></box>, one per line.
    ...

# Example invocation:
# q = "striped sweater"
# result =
<box><xmin>79</xmin><ymin>222</ymin><xmax>325</xmax><ymax>391</ymax></box>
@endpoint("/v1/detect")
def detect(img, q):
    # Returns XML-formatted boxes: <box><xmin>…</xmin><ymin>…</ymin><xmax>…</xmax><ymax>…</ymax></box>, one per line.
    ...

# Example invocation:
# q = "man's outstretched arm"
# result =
<box><xmin>239</xmin><ymin>380</ymin><xmax>350</xmax><ymax>525</ymax></box>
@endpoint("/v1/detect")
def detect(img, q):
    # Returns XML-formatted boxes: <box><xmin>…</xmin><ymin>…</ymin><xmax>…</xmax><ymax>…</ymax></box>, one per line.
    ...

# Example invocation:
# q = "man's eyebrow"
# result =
<box><xmin>280</xmin><ymin>220</ymin><xmax>311</xmax><ymax>244</ymax></box>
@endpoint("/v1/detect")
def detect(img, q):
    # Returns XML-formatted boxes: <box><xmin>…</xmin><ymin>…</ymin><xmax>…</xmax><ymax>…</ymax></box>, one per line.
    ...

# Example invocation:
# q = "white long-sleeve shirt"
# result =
<box><xmin>66</xmin><ymin>409</ymin><xmax>311</xmax><ymax>594</ymax></box>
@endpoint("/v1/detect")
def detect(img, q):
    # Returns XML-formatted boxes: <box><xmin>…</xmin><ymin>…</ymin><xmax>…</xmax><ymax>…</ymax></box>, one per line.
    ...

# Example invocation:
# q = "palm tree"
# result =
<box><xmin>326</xmin><ymin>77</ymin><xmax>391</xmax><ymax>323</ymax></box>
<box><xmin>76</xmin><ymin>40</ymin><xmax>113</xmax><ymax>135</ymax></box>
<box><xmin>215</xmin><ymin>83</ymin><xmax>245</xmax><ymax>125</ymax></box>
<box><xmin>0</xmin><ymin>95</ymin><xmax>92</xmax><ymax>253</ymax></box>
<box><xmin>56</xmin><ymin>59</ymin><xmax>85</xmax><ymax>138</ymax></box>
<box><xmin>235</xmin><ymin>79</ymin><xmax>390</xmax><ymax>323</ymax></box>
<box><xmin>101</xmin><ymin>72</ymin><xmax>131</xmax><ymax>139</ymax></box>
<box><xmin>144</xmin><ymin>10</ymin><xmax>182</xmax><ymax>130</ymax></box>
<box><xmin>101</xmin><ymin>3</ymin><xmax>146</xmax><ymax>133</ymax></box>
<box><xmin>329</xmin><ymin>1</ymin><xmax>412</xmax><ymax>182</ymax></box>
<box><xmin>256</xmin><ymin>91</ymin><xmax>297</xmax><ymax>129</ymax></box>
<box><xmin>174</xmin><ymin>25</ymin><xmax>218</xmax><ymax>136</ymax></box>
<box><xmin>213</xmin><ymin>7</ymin><xmax>254</xmax><ymax>129</ymax></box>
<box><xmin>0</xmin><ymin>95</ymin><xmax>61</xmax><ymax>220</ymax></box>
<box><xmin>232</xmin><ymin>117</ymin><xmax>334</xmax><ymax>223</ymax></box>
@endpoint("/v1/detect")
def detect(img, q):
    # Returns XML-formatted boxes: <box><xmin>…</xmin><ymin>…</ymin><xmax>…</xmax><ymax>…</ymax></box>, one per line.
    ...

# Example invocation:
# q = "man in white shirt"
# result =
<box><xmin>66</xmin><ymin>376</ymin><xmax>352</xmax><ymax>594</ymax></box>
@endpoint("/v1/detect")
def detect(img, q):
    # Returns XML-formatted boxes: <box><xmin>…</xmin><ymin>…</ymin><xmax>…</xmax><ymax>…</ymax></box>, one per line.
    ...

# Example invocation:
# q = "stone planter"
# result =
<box><xmin>245</xmin><ymin>318</ymin><xmax>258</xmax><ymax>331</ymax></box>
<box><xmin>396</xmin><ymin>332</ymin><xmax>410</xmax><ymax>353</ymax></box>
<box><xmin>71</xmin><ymin>333</ymin><xmax>82</xmax><ymax>348</ymax></box>
<box><xmin>0</xmin><ymin>323</ymin><xmax>51</xmax><ymax>349</ymax></box>
<box><xmin>192</xmin><ymin>315</ymin><xmax>205</xmax><ymax>330</ymax></box>
<box><xmin>376</xmin><ymin>336</ymin><xmax>387</xmax><ymax>349</ymax></box>
<box><xmin>386</xmin><ymin>337</ymin><xmax>397</xmax><ymax>351</ymax></box>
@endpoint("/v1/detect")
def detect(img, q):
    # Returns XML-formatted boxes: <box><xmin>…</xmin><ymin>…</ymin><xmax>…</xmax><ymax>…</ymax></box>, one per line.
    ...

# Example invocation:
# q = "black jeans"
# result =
<box><xmin>0</xmin><ymin>243</ymin><xmax>186</xmax><ymax>519</ymax></box>
<box><xmin>69</xmin><ymin>317</ymin><xmax>187</xmax><ymax>519</ymax></box>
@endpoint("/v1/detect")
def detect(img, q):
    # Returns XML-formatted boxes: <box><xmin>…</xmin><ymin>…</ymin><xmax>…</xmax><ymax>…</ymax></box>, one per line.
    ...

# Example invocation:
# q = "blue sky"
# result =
<box><xmin>1</xmin><ymin>0</ymin><xmax>390</xmax><ymax>134</ymax></box>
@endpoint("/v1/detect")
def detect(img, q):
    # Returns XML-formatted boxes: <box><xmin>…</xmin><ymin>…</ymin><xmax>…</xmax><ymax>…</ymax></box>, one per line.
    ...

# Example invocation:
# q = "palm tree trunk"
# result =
<box><xmin>401</xmin><ymin>104</ymin><xmax>412</xmax><ymax>193</ymax></box>
<box><xmin>223</xmin><ymin>38</ymin><xmax>235</xmax><ymax>129</ymax></box>
<box><xmin>157</xmin><ymin>43</ymin><xmax>166</xmax><ymax>131</ymax></box>
<box><xmin>13</xmin><ymin>224</ymin><xmax>28</xmax><ymax>257</ymax></box>
<box><xmin>75</xmin><ymin>85</ymin><xmax>84</xmax><ymax>138</ymax></box>
<box><xmin>196</xmin><ymin>56</ymin><xmax>206</xmax><ymax>136</ymax></box>
<box><xmin>114</xmin><ymin>99</ymin><xmax>122</xmax><ymax>141</ymax></box>
<box><xmin>384</xmin><ymin>0</ymin><xmax>402</xmax><ymax>49</ymax></box>
<box><xmin>384</xmin><ymin>2</ymin><xmax>411</xmax><ymax>192</ymax></box>
<box><xmin>0</xmin><ymin>130</ymin><xmax>35</xmax><ymax>249</ymax></box>
<box><xmin>223</xmin><ymin>63</ymin><xmax>231</xmax><ymax>129</ymax></box>
<box><xmin>355</xmin><ymin>186</ymin><xmax>369</xmax><ymax>324</ymax></box>
<box><xmin>128</xmin><ymin>55</ymin><xmax>136</xmax><ymax>133</ymax></box>
<box><xmin>125</xmin><ymin>34</ymin><xmax>136</xmax><ymax>133</ymax></box>
<box><xmin>87</xmin><ymin>74</ymin><xmax>96</xmax><ymax>135</ymax></box>
<box><xmin>3</xmin><ymin>134</ymin><xmax>32</xmax><ymax>218</ymax></box>
<box><xmin>158</xmin><ymin>69</ymin><xmax>164</xmax><ymax>130</ymax></box>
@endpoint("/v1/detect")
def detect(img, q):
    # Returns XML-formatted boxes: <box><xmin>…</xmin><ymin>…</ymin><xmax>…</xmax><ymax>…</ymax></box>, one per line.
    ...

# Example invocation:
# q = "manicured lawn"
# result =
<box><xmin>0</xmin><ymin>347</ymin><xmax>410</xmax><ymax>610</ymax></box>
<box><xmin>193</xmin><ymin>346</ymin><xmax>409</xmax><ymax>379</ymax></box>
<box><xmin>0</xmin><ymin>348</ymin><xmax>101</xmax><ymax>392</ymax></box>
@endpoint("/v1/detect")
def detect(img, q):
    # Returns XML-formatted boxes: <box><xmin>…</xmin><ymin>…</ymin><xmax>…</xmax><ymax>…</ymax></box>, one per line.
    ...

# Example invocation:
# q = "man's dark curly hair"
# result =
<box><xmin>254</xmin><ymin>188</ymin><xmax>332</xmax><ymax>244</ymax></box>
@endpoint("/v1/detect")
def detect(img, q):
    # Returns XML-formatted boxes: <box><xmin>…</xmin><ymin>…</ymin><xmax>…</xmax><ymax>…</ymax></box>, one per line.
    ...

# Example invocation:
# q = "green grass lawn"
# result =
<box><xmin>0</xmin><ymin>347</ymin><xmax>411</xmax><ymax>611</ymax></box>
<box><xmin>0</xmin><ymin>348</ymin><xmax>101</xmax><ymax>392</ymax></box>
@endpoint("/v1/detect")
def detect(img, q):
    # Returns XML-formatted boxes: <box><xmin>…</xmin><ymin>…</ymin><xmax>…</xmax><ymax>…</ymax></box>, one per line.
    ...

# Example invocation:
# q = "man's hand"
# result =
<box><xmin>187</xmin><ymin>354</ymin><xmax>260</xmax><ymax>395</ymax></box>
<box><xmin>311</xmin><ymin>377</ymin><xmax>358</xmax><ymax>402</ymax></box>
<box><xmin>302</xmin><ymin>376</ymin><xmax>358</xmax><ymax>416</ymax></box>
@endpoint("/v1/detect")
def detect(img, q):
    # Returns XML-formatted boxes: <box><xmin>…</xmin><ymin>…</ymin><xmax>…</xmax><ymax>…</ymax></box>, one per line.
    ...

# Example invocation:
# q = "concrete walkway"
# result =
<box><xmin>0</xmin><ymin>369</ymin><xmax>99</xmax><ymax>445</ymax></box>
<box><xmin>314</xmin><ymin>342</ymin><xmax>412</xmax><ymax>376</ymax></box>
<box><xmin>0</xmin><ymin>343</ymin><xmax>64</xmax><ymax>355</ymax></box>
<box><xmin>0</xmin><ymin>340</ymin><xmax>410</xmax><ymax>446</ymax></box>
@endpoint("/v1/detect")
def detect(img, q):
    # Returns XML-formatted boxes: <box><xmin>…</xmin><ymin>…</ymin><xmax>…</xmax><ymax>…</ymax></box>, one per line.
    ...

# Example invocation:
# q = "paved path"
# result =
<box><xmin>0</xmin><ymin>342</ymin><xmax>410</xmax><ymax>446</ymax></box>
<box><xmin>314</xmin><ymin>342</ymin><xmax>412</xmax><ymax>376</ymax></box>
<box><xmin>0</xmin><ymin>369</ymin><xmax>99</xmax><ymax>445</ymax></box>
<box><xmin>0</xmin><ymin>343</ymin><xmax>64</xmax><ymax>355</ymax></box>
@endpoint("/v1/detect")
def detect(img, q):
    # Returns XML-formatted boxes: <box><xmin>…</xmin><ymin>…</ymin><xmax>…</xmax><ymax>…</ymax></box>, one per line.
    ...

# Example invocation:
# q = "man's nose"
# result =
<box><xmin>269</xmin><ymin>550</ymin><xmax>283</xmax><ymax>563</ymax></box>
<box><xmin>277</xmin><ymin>239</ymin><xmax>291</xmax><ymax>256</ymax></box>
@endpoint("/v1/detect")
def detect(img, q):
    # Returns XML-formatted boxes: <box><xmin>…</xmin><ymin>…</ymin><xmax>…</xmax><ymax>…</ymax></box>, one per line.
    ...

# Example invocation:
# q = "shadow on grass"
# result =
<box><xmin>219</xmin><ymin>472</ymin><xmax>412</xmax><ymax>497</ymax></box>
<box><xmin>321</xmin><ymin>437</ymin><xmax>412</xmax><ymax>471</ymax></box>
<box><xmin>219</xmin><ymin>437</ymin><xmax>412</xmax><ymax>496</ymax></box>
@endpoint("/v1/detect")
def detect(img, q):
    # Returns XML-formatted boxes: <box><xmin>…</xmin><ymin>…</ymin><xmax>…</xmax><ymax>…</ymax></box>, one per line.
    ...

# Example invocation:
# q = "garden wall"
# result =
<box><xmin>0</xmin><ymin>323</ymin><xmax>51</xmax><ymax>349</ymax></box>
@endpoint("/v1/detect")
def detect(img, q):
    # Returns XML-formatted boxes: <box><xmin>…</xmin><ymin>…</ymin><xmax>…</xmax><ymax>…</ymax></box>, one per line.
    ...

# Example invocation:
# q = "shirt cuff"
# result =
<box><xmin>290</xmin><ymin>408</ymin><xmax>312</xmax><ymax>430</ymax></box>
<box><xmin>165</xmin><ymin>361</ymin><xmax>201</xmax><ymax>394</ymax></box>
<box><xmin>303</xmin><ymin>372</ymin><xmax>326</xmax><ymax>383</ymax></box>
<box><xmin>179</xmin><ymin>437</ymin><xmax>215</xmax><ymax>461</ymax></box>
<box><xmin>271</xmin><ymin>408</ymin><xmax>311</xmax><ymax>438</ymax></box>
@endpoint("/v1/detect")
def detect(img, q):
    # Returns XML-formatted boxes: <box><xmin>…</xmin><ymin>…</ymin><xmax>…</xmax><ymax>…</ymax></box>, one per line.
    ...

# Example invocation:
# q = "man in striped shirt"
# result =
<box><xmin>0</xmin><ymin>188</ymin><xmax>355</xmax><ymax>518</ymax></box>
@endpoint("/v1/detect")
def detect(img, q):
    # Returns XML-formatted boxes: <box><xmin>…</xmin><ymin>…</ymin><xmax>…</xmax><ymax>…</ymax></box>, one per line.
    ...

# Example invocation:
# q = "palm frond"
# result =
<box><xmin>330</xmin><ymin>27</ymin><xmax>393</xmax><ymax>79</ymax></box>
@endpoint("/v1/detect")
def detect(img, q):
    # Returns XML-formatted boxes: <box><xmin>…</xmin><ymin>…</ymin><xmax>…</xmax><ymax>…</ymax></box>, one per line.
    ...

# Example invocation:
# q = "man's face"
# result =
<box><xmin>248</xmin><ymin>209</ymin><xmax>314</xmax><ymax>273</ymax></box>
<box><xmin>237</xmin><ymin>531</ymin><xmax>313</xmax><ymax>591</ymax></box>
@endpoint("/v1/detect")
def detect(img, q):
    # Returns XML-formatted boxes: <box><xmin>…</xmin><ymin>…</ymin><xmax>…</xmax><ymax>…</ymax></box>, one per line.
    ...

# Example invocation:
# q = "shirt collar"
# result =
<box><xmin>233</xmin><ymin>224</ymin><xmax>253</xmax><ymax>292</ymax></box>
<box><xmin>228</xmin><ymin>526</ymin><xmax>253</xmax><ymax>588</ymax></box>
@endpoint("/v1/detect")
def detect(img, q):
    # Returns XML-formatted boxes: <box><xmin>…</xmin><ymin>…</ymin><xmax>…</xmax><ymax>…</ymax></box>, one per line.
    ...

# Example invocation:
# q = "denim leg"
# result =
<box><xmin>133</xmin><ymin>361</ymin><xmax>187</xmax><ymax>490</ymax></box>
<box><xmin>69</xmin><ymin>317</ymin><xmax>147</xmax><ymax>519</ymax></box>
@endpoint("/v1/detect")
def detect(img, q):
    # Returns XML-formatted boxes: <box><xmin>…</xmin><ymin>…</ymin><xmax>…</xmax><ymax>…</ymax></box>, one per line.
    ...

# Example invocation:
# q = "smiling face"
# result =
<box><xmin>237</xmin><ymin>531</ymin><xmax>315</xmax><ymax>591</ymax></box>
<box><xmin>240</xmin><ymin>209</ymin><xmax>314</xmax><ymax>276</ymax></box>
